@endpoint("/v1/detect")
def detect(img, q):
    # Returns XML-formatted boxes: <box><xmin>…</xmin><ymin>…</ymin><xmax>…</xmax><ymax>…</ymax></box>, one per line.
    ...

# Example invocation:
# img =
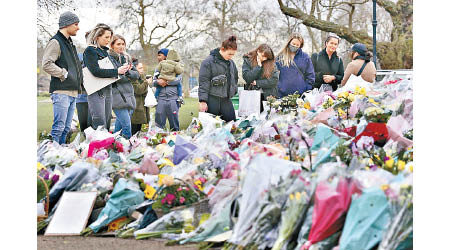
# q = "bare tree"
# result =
<box><xmin>113</xmin><ymin>0</ymin><xmax>196</xmax><ymax>66</ymax></box>
<box><xmin>277</xmin><ymin>0</ymin><xmax>413</xmax><ymax>69</ymax></box>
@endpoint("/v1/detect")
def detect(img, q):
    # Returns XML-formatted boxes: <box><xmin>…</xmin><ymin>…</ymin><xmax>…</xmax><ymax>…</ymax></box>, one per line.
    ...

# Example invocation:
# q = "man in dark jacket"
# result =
<box><xmin>154</xmin><ymin>48</ymin><xmax>182</xmax><ymax>131</ymax></box>
<box><xmin>198</xmin><ymin>48</ymin><xmax>238</xmax><ymax>122</ymax></box>
<box><xmin>42</xmin><ymin>11</ymin><xmax>83</xmax><ymax>144</ymax></box>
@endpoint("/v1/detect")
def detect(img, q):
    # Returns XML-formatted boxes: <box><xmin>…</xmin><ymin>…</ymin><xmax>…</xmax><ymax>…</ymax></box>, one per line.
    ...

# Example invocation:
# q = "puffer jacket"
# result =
<box><xmin>311</xmin><ymin>48</ymin><xmax>344</xmax><ymax>91</ymax></box>
<box><xmin>198</xmin><ymin>48</ymin><xmax>238</xmax><ymax>103</ymax></box>
<box><xmin>242</xmin><ymin>55</ymin><xmax>279</xmax><ymax>100</ymax></box>
<box><xmin>109</xmin><ymin>51</ymin><xmax>139</xmax><ymax>110</ymax></box>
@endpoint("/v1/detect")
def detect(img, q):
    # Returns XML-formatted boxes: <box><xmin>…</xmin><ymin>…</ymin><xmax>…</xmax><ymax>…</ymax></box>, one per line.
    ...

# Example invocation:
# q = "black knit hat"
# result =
<box><xmin>351</xmin><ymin>43</ymin><xmax>368</xmax><ymax>56</ymax></box>
<box><xmin>59</xmin><ymin>11</ymin><xmax>80</xmax><ymax>29</ymax></box>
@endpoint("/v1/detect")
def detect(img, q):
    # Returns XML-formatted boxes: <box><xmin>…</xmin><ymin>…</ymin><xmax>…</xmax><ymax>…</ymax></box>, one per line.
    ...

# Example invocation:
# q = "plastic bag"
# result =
<box><xmin>88</xmin><ymin>178</ymin><xmax>145</xmax><ymax>232</ymax></box>
<box><xmin>238</xmin><ymin>90</ymin><xmax>261</xmax><ymax>118</ymax></box>
<box><xmin>48</xmin><ymin>161</ymin><xmax>99</xmax><ymax>211</ymax></box>
<box><xmin>144</xmin><ymin>86</ymin><xmax>157</xmax><ymax>107</ymax></box>
<box><xmin>229</xmin><ymin>154</ymin><xmax>300</xmax><ymax>244</ymax></box>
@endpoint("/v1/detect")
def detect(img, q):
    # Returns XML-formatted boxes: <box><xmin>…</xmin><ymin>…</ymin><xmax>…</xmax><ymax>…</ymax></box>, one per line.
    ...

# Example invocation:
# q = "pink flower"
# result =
<box><xmin>167</xmin><ymin>200</ymin><xmax>172</xmax><ymax>205</ymax></box>
<box><xmin>166</xmin><ymin>193</ymin><xmax>176</xmax><ymax>202</ymax></box>
<box><xmin>199</xmin><ymin>177</ymin><xmax>207</xmax><ymax>183</ymax></box>
<box><xmin>177</xmin><ymin>187</ymin><xmax>182</xmax><ymax>192</ymax></box>
<box><xmin>161</xmin><ymin>198</ymin><xmax>166</xmax><ymax>204</ymax></box>
<box><xmin>184</xmin><ymin>187</ymin><xmax>190</xmax><ymax>191</ymax></box>
<box><xmin>179</xmin><ymin>197</ymin><xmax>185</xmax><ymax>204</ymax></box>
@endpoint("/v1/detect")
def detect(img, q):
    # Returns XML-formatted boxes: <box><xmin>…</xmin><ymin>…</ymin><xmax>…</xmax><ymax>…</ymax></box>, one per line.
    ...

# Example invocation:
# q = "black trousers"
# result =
<box><xmin>207</xmin><ymin>95</ymin><xmax>236</xmax><ymax>122</ymax></box>
<box><xmin>76</xmin><ymin>102</ymin><xmax>92</xmax><ymax>132</ymax></box>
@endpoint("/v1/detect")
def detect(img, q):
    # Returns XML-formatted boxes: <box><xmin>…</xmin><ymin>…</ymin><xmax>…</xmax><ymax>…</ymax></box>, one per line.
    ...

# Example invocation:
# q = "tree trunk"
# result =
<box><xmin>277</xmin><ymin>0</ymin><xmax>413</xmax><ymax>69</ymax></box>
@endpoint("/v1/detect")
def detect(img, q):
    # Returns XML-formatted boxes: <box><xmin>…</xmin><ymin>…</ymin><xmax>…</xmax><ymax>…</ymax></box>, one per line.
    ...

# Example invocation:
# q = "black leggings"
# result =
<box><xmin>76</xmin><ymin>102</ymin><xmax>91</xmax><ymax>132</ymax></box>
<box><xmin>131</xmin><ymin>124</ymin><xmax>142</xmax><ymax>135</ymax></box>
<box><xmin>207</xmin><ymin>96</ymin><xmax>236</xmax><ymax>122</ymax></box>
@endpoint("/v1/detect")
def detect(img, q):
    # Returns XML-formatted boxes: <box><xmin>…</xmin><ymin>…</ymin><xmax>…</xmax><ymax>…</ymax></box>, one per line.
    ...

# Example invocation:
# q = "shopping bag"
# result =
<box><xmin>340</xmin><ymin>74</ymin><xmax>372</xmax><ymax>93</ymax></box>
<box><xmin>83</xmin><ymin>57</ymin><xmax>119</xmax><ymax>95</ymax></box>
<box><xmin>238</xmin><ymin>90</ymin><xmax>260</xmax><ymax>118</ymax></box>
<box><xmin>144</xmin><ymin>86</ymin><xmax>158</xmax><ymax>107</ymax></box>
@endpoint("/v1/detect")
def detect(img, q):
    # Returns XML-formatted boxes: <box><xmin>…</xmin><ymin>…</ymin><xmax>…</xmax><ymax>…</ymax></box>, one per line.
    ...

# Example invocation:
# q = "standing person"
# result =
<box><xmin>42</xmin><ymin>11</ymin><xmax>83</xmax><ymax>144</ymax></box>
<box><xmin>131</xmin><ymin>62</ymin><xmax>151</xmax><ymax>135</ymax></box>
<box><xmin>83</xmin><ymin>23</ymin><xmax>131</xmax><ymax>131</ymax></box>
<box><xmin>242</xmin><ymin>43</ymin><xmax>279</xmax><ymax>112</ymax></box>
<box><xmin>108</xmin><ymin>34</ymin><xmax>139</xmax><ymax>139</ymax></box>
<box><xmin>341</xmin><ymin>43</ymin><xmax>377</xmax><ymax>85</ymax></box>
<box><xmin>311</xmin><ymin>35</ymin><xmax>344</xmax><ymax>91</ymax></box>
<box><xmin>198</xmin><ymin>35</ymin><xmax>239</xmax><ymax>122</ymax></box>
<box><xmin>153</xmin><ymin>49</ymin><xmax>183</xmax><ymax>131</ymax></box>
<box><xmin>276</xmin><ymin>33</ymin><xmax>315</xmax><ymax>98</ymax></box>
<box><xmin>154</xmin><ymin>48</ymin><xmax>184</xmax><ymax>106</ymax></box>
<box><xmin>75</xmin><ymin>52</ymin><xmax>92</xmax><ymax>134</ymax></box>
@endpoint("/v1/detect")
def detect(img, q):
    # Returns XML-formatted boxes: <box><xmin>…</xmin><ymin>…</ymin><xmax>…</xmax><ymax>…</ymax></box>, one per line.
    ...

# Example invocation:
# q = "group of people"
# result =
<box><xmin>42</xmin><ymin>11</ymin><xmax>376</xmax><ymax>144</ymax></box>
<box><xmin>42</xmin><ymin>11</ymin><xmax>185</xmax><ymax>144</ymax></box>
<box><xmin>199</xmin><ymin>33</ymin><xmax>376</xmax><ymax>123</ymax></box>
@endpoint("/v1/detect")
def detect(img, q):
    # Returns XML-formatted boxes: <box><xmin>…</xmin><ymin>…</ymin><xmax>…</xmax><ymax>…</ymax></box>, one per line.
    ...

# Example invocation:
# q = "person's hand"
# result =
<box><xmin>251</xmin><ymin>80</ymin><xmax>257</xmax><ymax>86</ymax></box>
<box><xmin>118</xmin><ymin>65</ymin><xmax>130</xmax><ymax>75</ymax></box>
<box><xmin>257</xmin><ymin>55</ymin><xmax>262</xmax><ymax>67</ymax></box>
<box><xmin>199</xmin><ymin>102</ymin><xmax>208</xmax><ymax>112</ymax></box>
<box><xmin>323</xmin><ymin>75</ymin><xmax>335</xmax><ymax>83</ymax></box>
<box><xmin>157</xmin><ymin>78</ymin><xmax>168</xmax><ymax>87</ymax></box>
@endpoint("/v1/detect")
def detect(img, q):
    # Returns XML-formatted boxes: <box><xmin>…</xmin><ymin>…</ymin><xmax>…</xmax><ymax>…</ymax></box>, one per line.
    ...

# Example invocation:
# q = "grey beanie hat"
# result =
<box><xmin>59</xmin><ymin>11</ymin><xmax>80</xmax><ymax>29</ymax></box>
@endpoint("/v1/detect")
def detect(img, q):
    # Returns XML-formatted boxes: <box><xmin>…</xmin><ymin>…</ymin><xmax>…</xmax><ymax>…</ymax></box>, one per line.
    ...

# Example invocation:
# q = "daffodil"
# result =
<box><xmin>385</xmin><ymin>159</ymin><xmax>394</xmax><ymax>169</ymax></box>
<box><xmin>409</xmin><ymin>165</ymin><xmax>413</xmax><ymax>173</ymax></box>
<box><xmin>37</xmin><ymin>162</ymin><xmax>46</xmax><ymax>171</ymax></box>
<box><xmin>289</xmin><ymin>193</ymin><xmax>295</xmax><ymax>200</ymax></box>
<box><xmin>381</xmin><ymin>184</ymin><xmax>389</xmax><ymax>191</ymax></box>
<box><xmin>397</xmin><ymin>160</ymin><xmax>406</xmax><ymax>171</ymax></box>
<box><xmin>295</xmin><ymin>192</ymin><xmax>301</xmax><ymax>200</ymax></box>
<box><xmin>348</xmin><ymin>93</ymin><xmax>355</xmax><ymax>102</ymax></box>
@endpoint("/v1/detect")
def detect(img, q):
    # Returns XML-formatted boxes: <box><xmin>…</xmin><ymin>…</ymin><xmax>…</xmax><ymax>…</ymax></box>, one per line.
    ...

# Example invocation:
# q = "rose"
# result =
<box><xmin>166</xmin><ymin>193</ymin><xmax>176</xmax><ymax>202</ymax></box>
<box><xmin>179</xmin><ymin>197</ymin><xmax>185</xmax><ymax>204</ymax></box>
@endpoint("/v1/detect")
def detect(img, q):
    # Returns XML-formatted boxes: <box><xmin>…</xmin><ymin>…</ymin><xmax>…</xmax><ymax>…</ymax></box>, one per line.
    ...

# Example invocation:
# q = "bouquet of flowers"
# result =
<box><xmin>152</xmin><ymin>178</ymin><xmax>206</xmax><ymax>214</ymax></box>
<box><xmin>146</xmin><ymin>133</ymin><xmax>168</xmax><ymax>146</ymax></box>
<box><xmin>364</xmin><ymin>107</ymin><xmax>392</xmax><ymax>123</ymax></box>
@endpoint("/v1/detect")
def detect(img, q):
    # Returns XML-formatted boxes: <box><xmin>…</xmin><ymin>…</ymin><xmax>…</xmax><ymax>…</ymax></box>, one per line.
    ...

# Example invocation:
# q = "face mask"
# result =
<box><xmin>288</xmin><ymin>44</ymin><xmax>299</xmax><ymax>53</ymax></box>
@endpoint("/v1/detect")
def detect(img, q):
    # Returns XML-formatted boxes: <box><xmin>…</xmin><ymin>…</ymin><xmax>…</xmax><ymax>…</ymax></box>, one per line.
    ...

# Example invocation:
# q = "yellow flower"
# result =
<box><xmin>348</xmin><ymin>93</ymin><xmax>355</xmax><ymax>102</ymax></box>
<box><xmin>144</xmin><ymin>184</ymin><xmax>157</xmax><ymax>199</ymax></box>
<box><xmin>289</xmin><ymin>193</ymin><xmax>295</xmax><ymax>200</ymax></box>
<box><xmin>284</xmin><ymin>156</ymin><xmax>289</xmax><ymax>160</ymax></box>
<box><xmin>194</xmin><ymin>180</ymin><xmax>204</xmax><ymax>191</ymax></box>
<box><xmin>381</xmin><ymin>184</ymin><xmax>389</xmax><ymax>191</ymax></box>
<box><xmin>159</xmin><ymin>158</ymin><xmax>175</xmax><ymax>168</ymax></box>
<box><xmin>158</xmin><ymin>174</ymin><xmax>168</xmax><ymax>186</ymax></box>
<box><xmin>37</xmin><ymin>162</ymin><xmax>46</xmax><ymax>171</ymax></box>
<box><xmin>193</xmin><ymin>157</ymin><xmax>205</xmax><ymax>165</ymax></box>
<box><xmin>409</xmin><ymin>165</ymin><xmax>413</xmax><ymax>173</ymax></box>
<box><xmin>385</xmin><ymin>159</ymin><xmax>394</xmax><ymax>169</ymax></box>
<box><xmin>338</xmin><ymin>108</ymin><xmax>346</xmax><ymax>117</ymax></box>
<box><xmin>108</xmin><ymin>217</ymin><xmax>128</xmax><ymax>232</ymax></box>
<box><xmin>295</xmin><ymin>192</ymin><xmax>301</xmax><ymax>200</ymax></box>
<box><xmin>368</xmin><ymin>98</ymin><xmax>378</xmax><ymax>105</ymax></box>
<box><xmin>368</xmin><ymin>159</ymin><xmax>374</xmax><ymax>165</ymax></box>
<box><xmin>304</xmin><ymin>102</ymin><xmax>311</xmax><ymax>110</ymax></box>
<box><xmin>397</xmin><ymin>160</ymin><xmax>406</xmax><ymax>171</ymax></box>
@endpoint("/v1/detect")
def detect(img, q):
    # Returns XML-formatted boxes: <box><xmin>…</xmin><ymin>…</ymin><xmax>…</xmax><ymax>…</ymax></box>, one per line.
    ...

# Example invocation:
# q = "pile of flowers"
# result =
<box><xmin>36</xmin><ymin>76</ymin><xmax>413</xmax><ymax>249</ymax></box>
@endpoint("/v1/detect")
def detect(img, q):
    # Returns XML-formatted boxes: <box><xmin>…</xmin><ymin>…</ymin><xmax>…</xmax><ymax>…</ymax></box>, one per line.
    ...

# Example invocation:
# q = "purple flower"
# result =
<box><xmin>384</xmin><ymin>156</ymin><xmax>390</xmax><ymax>161</ymax></box>
<box><xmin>370</xmin><ymin>165</ymin><xmax>377</xmax><ymax>170</ymax></box>
<box><xmin>51</xmin><ymin>174</ymin><xmax>60</xmax><ymax>184</ymax></box>
<box><xmin>44</xmin><ymin>172</ymin><xmax>50</xmax><ymax>180</ymax></box>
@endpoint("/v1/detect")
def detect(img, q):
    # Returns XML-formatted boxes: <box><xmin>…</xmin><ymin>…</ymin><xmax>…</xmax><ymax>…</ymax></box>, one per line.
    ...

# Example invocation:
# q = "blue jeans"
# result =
<box><xmin>113</xmin><ymin>108</ymin><xmax>133</xmax><ymax>139</ymax></box>
<box><xmin>50</xmin><ymin>93</ymin><xmax>76</xmax><ymax>144</ymax></box>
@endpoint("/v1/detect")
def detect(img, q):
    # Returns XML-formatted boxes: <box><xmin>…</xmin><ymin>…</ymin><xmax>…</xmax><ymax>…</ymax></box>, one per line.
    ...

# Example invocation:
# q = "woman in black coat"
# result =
<box><xmin>242</xmin><ymin>44</ymin><xmax>279</xmax><ymax>112</ymax></box>
<box><xmin>198</xmin><ymin>36</ymin><xmax>239</xmax><ymax>122</ymax></box>
<box><xmin>311</xmin><ymin>35</ymin><xmax>344</xmax><ymax>91</ymax></box>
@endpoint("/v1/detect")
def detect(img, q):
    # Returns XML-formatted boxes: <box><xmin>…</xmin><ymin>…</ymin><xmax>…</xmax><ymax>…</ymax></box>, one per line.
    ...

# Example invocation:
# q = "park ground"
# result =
<box><xmin>37</xmin><ymin>96</ymin><xmax>200</xmax><ymax>141</ymax></box>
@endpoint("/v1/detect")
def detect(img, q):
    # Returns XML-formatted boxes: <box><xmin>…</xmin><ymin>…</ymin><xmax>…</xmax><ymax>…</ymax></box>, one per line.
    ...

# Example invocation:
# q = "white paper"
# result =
<box><xmin>83</xmin><ymin>57</ymin><xmax>119</xmax><ymax>95</ymax></box>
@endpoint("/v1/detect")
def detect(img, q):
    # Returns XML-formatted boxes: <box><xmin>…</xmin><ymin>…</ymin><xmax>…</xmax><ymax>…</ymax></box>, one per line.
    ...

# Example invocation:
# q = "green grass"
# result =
<box><xmin>37</xmin><ymin>96</ymin><xmax>200</xmax><ymax>141</ymax></box>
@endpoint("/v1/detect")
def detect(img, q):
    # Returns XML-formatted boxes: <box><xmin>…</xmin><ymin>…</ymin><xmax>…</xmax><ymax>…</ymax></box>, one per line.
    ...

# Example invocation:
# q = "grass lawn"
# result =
<box><xmin>37</xmin><ymin>96</ymin><xmax>200</xmax><ymax>141</ymax></box>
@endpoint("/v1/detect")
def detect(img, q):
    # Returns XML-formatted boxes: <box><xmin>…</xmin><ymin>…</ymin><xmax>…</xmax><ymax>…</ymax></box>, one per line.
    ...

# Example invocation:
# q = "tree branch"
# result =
<box><xmin>376</xmin><ymin>0</ymin><xmax>398</xmax><ymax>16</ymax></box>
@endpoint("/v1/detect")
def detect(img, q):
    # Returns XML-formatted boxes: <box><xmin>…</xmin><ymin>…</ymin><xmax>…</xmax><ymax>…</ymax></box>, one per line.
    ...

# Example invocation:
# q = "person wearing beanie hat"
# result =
<box><xmin>341</xmin><ymin>43</ymin><xmax>377</xmax><ymax>86</ymax></box>
<box><xmin>59</xmin><ymin>11</ymin><xmax>80</xmax><ymax>29</ymax></box>
<box><xmin>157</xmin><ymin>48</ymin><xmax>169</xmax><ymax>62</ymax></box>
<box><xmin>41</xmin><ymin>11</ymin><xmax>83</xmax><ymax>144</ymax></box>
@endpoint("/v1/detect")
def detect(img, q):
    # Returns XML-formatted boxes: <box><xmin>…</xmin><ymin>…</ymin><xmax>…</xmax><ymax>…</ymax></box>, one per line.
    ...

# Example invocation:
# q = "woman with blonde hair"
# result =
<box><xmin>276</xmin><ymin>33</ymin><xmax>315</xmax><ymax>97</ymax></box>
<box><xmin>83</xmin><ymin>23</ymin><xmax>131</xmax><ymax>131</ymax></box>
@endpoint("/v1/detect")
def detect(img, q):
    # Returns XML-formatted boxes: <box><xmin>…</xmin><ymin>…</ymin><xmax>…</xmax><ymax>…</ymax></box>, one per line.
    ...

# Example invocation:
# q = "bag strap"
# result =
<box><xmin>292</xmin><ymin>60</ymin><xmax>306</xmax><ymax>77</ymax></box>
<box><xmin>356</xmin><ymin>61</ymin><xmax>369</xmax><ymax>76</ymax></box>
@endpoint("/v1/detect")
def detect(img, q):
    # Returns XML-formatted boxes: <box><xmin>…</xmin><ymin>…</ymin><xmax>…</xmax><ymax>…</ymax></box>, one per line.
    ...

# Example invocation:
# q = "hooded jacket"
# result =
<box><xmin>275</xmin><ymin>48</ymin><xmax>315</xmax><ymax>97</ymax></box>
<box><xmin>198</xmin><ymin>48</ymin><xmax>238</xmax><ymax>103</ymax></box>
<box><xmin>242</xmin><ymin>55</ymin><xmax>279</xmax><ymax>100</ymax></box>
<box><xmin>311</xmin><ymin>48</ymin><xmax>344</xmax><ymax>91</ymax></box>
<box><xmin>156</xmin><ymin>50</ymin><xmax>184</xmax><ymax>82</ymax></box>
